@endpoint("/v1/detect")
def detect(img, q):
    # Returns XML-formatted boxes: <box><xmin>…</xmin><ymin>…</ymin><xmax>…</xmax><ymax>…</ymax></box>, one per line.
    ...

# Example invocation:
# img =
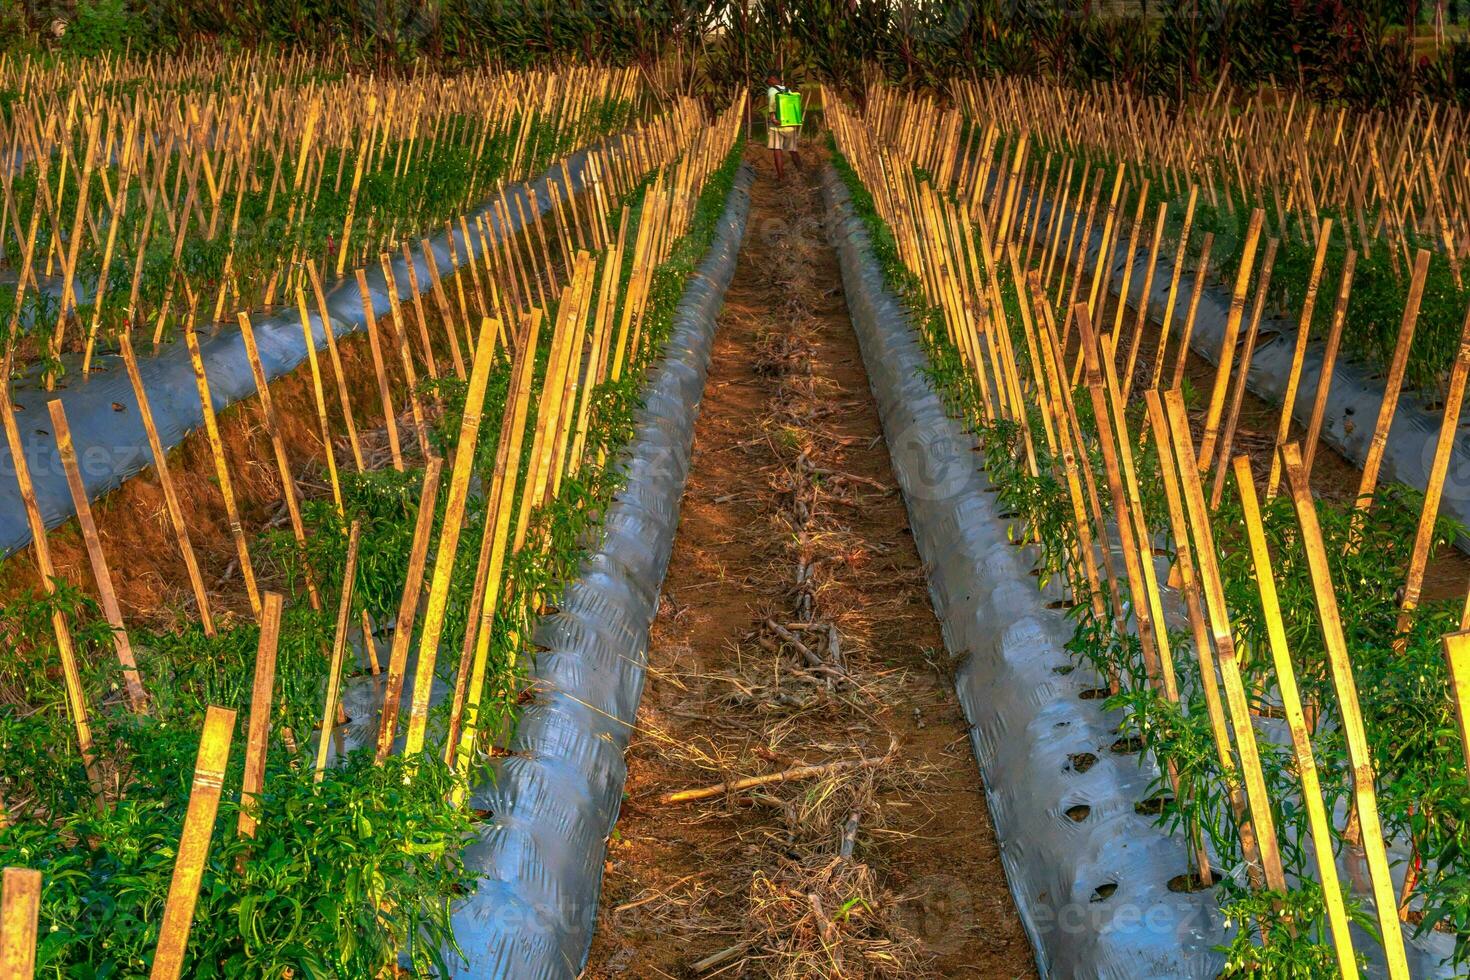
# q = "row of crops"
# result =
<box><xmin>828</xmin><ymin>79</ymin><xmax>1470</xmax><ymax>976</ymax></box>
<box><xmin>0</xmin><ymin>48</ymin><xmax>644</xmax><ymax>383</ymax></box>
<box><xmin>0</xmin><ymin>49</ymin><xmax>744</xmax><ymax>975</ymax></box>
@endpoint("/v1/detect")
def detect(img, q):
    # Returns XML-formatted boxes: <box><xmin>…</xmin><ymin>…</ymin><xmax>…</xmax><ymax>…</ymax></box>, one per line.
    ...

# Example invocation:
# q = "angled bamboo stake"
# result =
<box><xmin>305</xmin><ymin>259</ymin><xmax>364</xmax><ymax>473</ymax></box>
<box><xmin>375</xmin><ymin>456</ymin><xmax>443</xmax><ymax>762</ymax></box>
<box><xmin>46</xmin><ymin>399</ymin><xmax>149</xmax><ymax>712</ymax></box>
<box><xmin>1148</xmin><ymin>186</ymin><xmax>1199</xmax><ymax>390</ymax></box>
<box><xmin>237</xmin><ymin>592</ymin><xmax>282</xmax><ymax>839</ymax></box>
<box><xmin>149</xmin><ymin>705</ymin><xmax>236</xmax><ymax>980</ymax></box>
<box><xmin>315</xmin><ymin>521</ymin><xmax>361</xmax><ymax>781</ymax></box>
<box><xmin>1209</xmin><ymin>237</ymin><xmax>1279</xmax><ymax>508</ymax></box>
<box><xmin>1302</xmin><ymin>250</ymin><xmax>1358</xmax><ymax>481</ymax></box>
<box><xmin>1281</xmin><ymin>442</ymin><xmax>1411</xmax><ymax>980</ymax></box>
<box><xmin>1350</xmin><ymin>248</ymin><xmax>1431</xmax><ymax>525</ymax></box>
<box><xmin>1163</xmin><ymin>388</ymin><xmax>1282</xmax><ymax>891</ymax></box>
<box><xmin>183</xmin><ymin>318</ymin><xmax>262</xmax><ymax>620</ymax></box>
<box><xmin>1444</xmin><ymin>632</ymin><xmax>1470</xmax><ymax>780</ymax></box>
<box><xmin>1264</xmin><ymin>221</ymin><xmax>1333</xmax><ymax>497</ymax></box>
<box><xmin>398</xmin><ymin>241</ymin><xmax>441</xmax><ymax>382</ymax></box>
<box><xmin>1168</xmin><ymin>232</ymin><xmax>1215</xmax><ymax>392</ymax></box>
<box><xmin>1197</xmin><ymin>208</ymin><xmax>1265</xmax><ymax>467</ymax></box>
<box><xmin>451</xmin><ymin>311</ymin><xmax>543</xmax><ymax>774</ymax></box>
<box><xmin>237</xmin><ymin>313</ymin><xmax>321</xmax><ymax>610</ymax></box>
<box><xmin>1398</xmin><ymin>300</ymin><xmax>1470</xmax><ymax>642</ymax></box>
<box><xmin>0</xmin><ymin>867</ymin><xmax>41</xmax><ymax>979</ymax></box>
<box><xmin>354</xmin><ymin>271</ymin><xmax>405</xmax><ymax>471</ymax></box>
<box><xmin>1122</xmin><ymin>202</ymin><xmax>1168</xmax><ymax>403</ymax></box>
<box><xmin>403</xmin><ymin>319</ymin><xmax>499</xmax><ymax>758</ymax></box>
<box><xmin>1232</xmin><ymin>458</ymin><xmax>1359</xmax><ymax>977</ymax></box>
<box><xmin>119</xmin><ymin>334</ymin><xmax>216</xmax><ymax>634</ymax></box>
<box><xmin>420</xmin><ymin>241</ymin><xmax>467</xmax><ymax>380</ymax></box>
<box><xmin>1073</xmin><ymin>303</ymin><xmax>1168</xmax><ymax>694</ymax></box>
<box><xmin>375</xmin><ymin>256</ymin><xmax>432</xmax><ymax>459</ymax></box>
<box><xmin>293</xmin><ymin>286</ymin><xmax>342</xmax><ymax>515</ymax></box>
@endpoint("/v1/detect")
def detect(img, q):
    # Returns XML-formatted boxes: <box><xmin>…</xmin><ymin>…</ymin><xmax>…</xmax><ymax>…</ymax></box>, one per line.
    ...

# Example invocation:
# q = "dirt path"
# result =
<box><xmin>582</xmin><ymin>144</ymin><xmax>1035</xmax><ymax>978</ymax></box>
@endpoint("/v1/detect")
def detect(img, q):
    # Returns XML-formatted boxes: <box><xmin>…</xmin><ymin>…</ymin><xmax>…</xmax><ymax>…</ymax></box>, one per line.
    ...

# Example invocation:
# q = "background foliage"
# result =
<box><xmin>4</xmin><ymin>0</ymin><xmax>1470</xmax><ymax>107</ymax></box>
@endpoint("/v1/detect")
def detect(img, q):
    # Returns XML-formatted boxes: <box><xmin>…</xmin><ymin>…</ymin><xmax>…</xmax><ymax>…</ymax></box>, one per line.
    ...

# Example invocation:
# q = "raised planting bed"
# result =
<box><xmin>828</xmin><ymin>87</ymin><xmax>1470</xmax><ymax>977</ymax></box>
<box><xmin>823</xmin><ymin>161</ymin><xmax>1225</xmax><ymax>979</ymax></box>
<box><xmin>0</xmin><ymin>88</ymin><xmax>746</xmax><ymax>976</ymax></box>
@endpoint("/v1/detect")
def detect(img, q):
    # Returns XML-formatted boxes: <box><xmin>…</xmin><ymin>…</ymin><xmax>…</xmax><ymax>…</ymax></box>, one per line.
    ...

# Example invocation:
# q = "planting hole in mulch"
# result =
<box><xmin>1135</xmin><ymin>795</ymin><xmax>1174</xmax><ymax>817</ymax></box>
<box><xmin>1067</xmin><ymin>752</ymin><xmax>1098</xmax><ymax>774</ymax></box>
<box><xmin>1079</xmin><ymin>687</ymin><xmax>1110</xmax><ymax>700</ymax></box>
<box><xmin>1111</xmin><ymin>735</ymin><xmax>1145</xmax><ymax>754</ymax></box>
<box><xmin>1064</xmin><ymin>803</ymin><xmax>1091</xmax><ymax>822</ymax></box>
<box><xmin>1168</xmin><ymin>870</ymin><xmax>1219</xmax><ymax>893</ymax></box>
<box><xmin>1090</xmin><ymin>882</ymin><xmax>1118</xmax><ymax>902</ymax></box>
<box><xmin>1052</xmin><ymin>664</ymin><xmax>1075</xmax><ymax>675</ymax></box>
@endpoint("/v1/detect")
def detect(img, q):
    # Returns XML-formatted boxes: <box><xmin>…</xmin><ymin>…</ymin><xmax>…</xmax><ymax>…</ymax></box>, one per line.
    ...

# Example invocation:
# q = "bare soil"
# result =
<box><xmin>581</xmin><ymin>143</ymin><xmax>1035</xmax><ymax>978</ymax></box>
<box><xmin>1</xmin><ymin>296</ymin><xmax>442</xmax><ymax>631</ymax></box>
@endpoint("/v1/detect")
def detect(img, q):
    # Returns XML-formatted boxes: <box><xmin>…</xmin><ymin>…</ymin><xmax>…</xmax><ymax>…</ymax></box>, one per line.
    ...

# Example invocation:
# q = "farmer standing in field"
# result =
<box><xmin>766</xmin><ymin>71</ymin><xmax>804</xmax><ymax>179</ymax></box>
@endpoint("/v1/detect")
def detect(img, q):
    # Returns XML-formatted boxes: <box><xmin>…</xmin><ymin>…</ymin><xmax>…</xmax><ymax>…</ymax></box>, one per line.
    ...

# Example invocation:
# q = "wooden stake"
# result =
<box><xmin>403</xmin><ymin>319</ymin><xmax>499</xmax><ymax>758</ymax></box>
<box><xmin>149</xmin><ymin>705</ymin><xmax>236</xmax><ymax>980</ymax></box>
<box><xmin>1233</xmin><ymin>456</ymin><xmax>1361</xmax><ymax>979</ymax></box>
<box><xmin>118</xmin><ymin>335</ymin><xmax>217</xmax><ymax>633</ymax></box>
<box><xmin>46</xmin><ymin>399</ymin><xmax>149</xmax><ymax>712</ymax></box>
<box><xmin>237</xmin><ymin>313</ymin><xmax>321</xmax><ymax>610</ymax></box>
<box><xmin>1281</xmin><ymin>442</ymin><xmax>1411</xmax><ymax>980</ymax></box>
<box><xmin>315</xmin><ymin>522</ymin><xmax>361</xmax><ymax>781</ymax></box>
<box><xmin>236</xmin><ymin>592</ymin><xmax>282</xmax><ymax>839</ymax></box>
<box><xmin>375</xmin><ymin>456</ymin><xmax>443</xmax><ymax>761</ymax></box>
<box><xmin>183</xmin><ymin>319</ymin><xmax>262</xmax><ymax>620</ymax></box>
<box><xmin>0</xmin><ymin>867</ymin><xmax>41</xmax><ymax>980</ymax></box>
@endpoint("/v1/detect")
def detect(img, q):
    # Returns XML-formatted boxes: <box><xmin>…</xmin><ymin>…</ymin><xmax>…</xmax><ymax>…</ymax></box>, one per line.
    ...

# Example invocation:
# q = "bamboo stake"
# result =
<box><xmin>1301</xmin><ymin>250</ymin><xmax>1358</xmax><ymax>481</ymax></box>
<box><xmin>354</xmin><ymin>272</ymin><xmax>404</xmax><ymax>471</ymax></box>
<box><xmin>1266</xmin><ymin>221</ymin><xmax>1334</xmax><ymax>497</ymax></box>
<box><xmin>1281</xmin><ymin>442</ymin><xmax>1411</xmax><ymax>980</ymax></box>
<box><xmin>237</xmin><ymin>592</ymin><xmax>282</xmax><ymax>839</ymax></box>
<box><xmin>149</xmin><ymin>705</ymin><xmax>236</xmax><ymax>980</ymax></box>
<box><xmin>236</xmin><ymin>313</ymin><xmax>321</xmax><ymax>610</ymax></box>
<box><xmin>119</xmin><ymin>334</ymin><xmax>217</xmax><ymax>634</ymax></box>
<box><xmin>183</xmin><ymin>318</ymin><xmax>262</xmax><ymax>620</ymax></box>
<box><xmin>403</xmin><ymin>319</ymin><xmax>498</xmax><ymax>758</ymax></box>
<box><xmin>1351</xmin><ymin>248</ymin><xmax>1431</xmax><ymax>520</ymax></box>
<box><xmin>1209</xmin><ymin>237</ymin><xmax>1279</xmax><ymax>507</ymax></box>
<box><xmin>375</xmin><ymin>456</ymin><xmax>443</xmax><ymax>762</ymax></box>
<box><xmin>451</xmin><ymin>311</ymin><xmax>543</xmax><ymax>775</ymax></box>
<box><xmin>1196</xmin><ymin>208</ymin><xmax>1265</xmax><ymax>467</ymax></box>
<box><xmin>0</xmin><ymin>867</ymin><xmax>40</xmax><ymax>980</ymax></box>
<box><xmin>1232</xmin><ymin>456</ymin><xmax>1359</xmax><ymax>979</ymax></box>
<box><xmin>315</xmin><ymin>521</ymin><xmax>361</xmax><ymax>781</ymax></box>
<box><xmin>305</xmin><ymin>259</ymin><xmax>364</xmax><ymax>473</ymax></box>
<box><xmin>293</xmin><ymin>286</ymin><xmax>342</xmax><ymax>514</ymax></box>
<box><xmin>46</xmin><ymin>399</ymin><xmax>149</xmax><ymax>711</ymax></box>
<box><xmin>1399</xmin><ymin>301</ymin><xmax>1470</xmax><ymax>639</ymax></box>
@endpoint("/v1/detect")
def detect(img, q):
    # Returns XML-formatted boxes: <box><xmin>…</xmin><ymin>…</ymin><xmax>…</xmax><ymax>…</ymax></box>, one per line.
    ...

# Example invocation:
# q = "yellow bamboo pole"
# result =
<box><xmin>237</xmin><ymin>592</ymin><xmax>282</xmax><ymax>839</ymax></box>
<box><xmin>149</xmin><ymin>705</ymin><xmax>236</xmax><ymax>980</ymax></box>
<box><xmin>403</xmin><ymin>319</ymin><xmax>499</xmax><ymax>758</ymax></box>
<box><xmin>1233</xmin><ymin>456</ymin><xmax>1361</xmax><ymax>979</ymax></box>
<box><xmin>183</xmin><ymin>319</ymin><xmax>262</xmax><ymax>620</ymax></box>
<box><xmin>374</xmin><ymin>456</ymin><xmax>443</xmax><ymax>761</ymax></box>
<box><xmin>119</xmin><ymin>334</ymin><xmax>217</xmax><ymax>634</ymax></box>
<box><xmin>1280</xmin><ymin>442</ymin><xmax>1411</xmax><ymax>979</ymax></box>
<box><xmin>46</xmin><ymin>399</ymin><xmax>149</xmax><ymax>712</ymax></box>
<box><xmin>315</xmin><ymin>521</ymin><xmax>362</xmax><ymax>781</ymax></box>
<box><xmin>0</xmin><ymin>867</ymin><xmax>41</xmax><ymax>980</ymax></box>
<box><xmin>236</xmin><ymin>313</ymin><xmax>321</xmax><ymax>610</ymax></box>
